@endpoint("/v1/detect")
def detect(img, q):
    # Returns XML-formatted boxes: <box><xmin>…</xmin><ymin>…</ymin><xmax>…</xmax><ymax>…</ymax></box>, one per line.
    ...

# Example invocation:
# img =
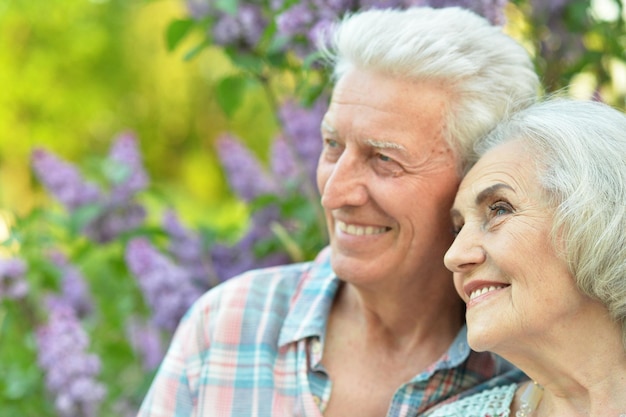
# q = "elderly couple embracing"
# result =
<box><xmin>137</xmin><ymin>6</ymin><xmax>626</xmax><ymax>417</ymax></box>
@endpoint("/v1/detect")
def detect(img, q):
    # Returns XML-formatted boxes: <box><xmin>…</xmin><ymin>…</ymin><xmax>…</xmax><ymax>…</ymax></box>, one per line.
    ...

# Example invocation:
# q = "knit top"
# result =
<box><xmin>423</xmin><ymin>383</ymin><xmax>518</xmax><ymax>417</ymax></box>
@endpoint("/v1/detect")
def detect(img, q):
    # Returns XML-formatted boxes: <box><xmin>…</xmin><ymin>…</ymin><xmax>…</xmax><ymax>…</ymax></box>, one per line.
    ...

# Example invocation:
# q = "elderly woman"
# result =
<box><xmin>427</xmin><ymin>99</ymin><xmax>626</xmax><ymax>416</ymax></box>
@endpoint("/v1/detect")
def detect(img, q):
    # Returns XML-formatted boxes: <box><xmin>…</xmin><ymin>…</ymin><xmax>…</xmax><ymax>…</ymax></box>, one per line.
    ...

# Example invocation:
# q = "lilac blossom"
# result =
<box><xmin>273</xmin><ymin>96</ymin><xmax>327</xmax><ymax>186</ymax></box>
<box><xmin>185</xmin><ymin>0</ymin><xmax>212</xmax><ymax>19</ymax></box>
<box><xmin>274</xmin><ymin>0</ymin><xmax>508</xmax><ymax>57</ymax></box>
<box><xmin>427</xmin><ymin>0</ymin><xmax>508</xmax><ymax>25</ymax></box>
<box><xmin>46</xmin><ymin>251</ymin><xmax>94</xmax><ymax>318</ymax></box>
<box><xmin>76</xmin><ymin>132</ymin><xmax>149</xmax><ymax>243</ymax></box>
<box><xmin>274</xmin><ymin>0</ymin><xmax>352</xmax><ymax>56</ymax></box>
<box><xmin>83</xmin><ymin>202</ymin><xmax>146</xmax><ymax>243</ymax></box>
<box><xmin>107</xmin><ymin>131</ymin><xmax>149</xmax><ymax>205</ymax></box>
<box><xmin>530</xmin><ymin>0</ymin><xmax>586</xmax><ymax>68</ymax></box>
<box><xmin>358</xmin><ymin>0</ymin><xmax>412</xmax><ymax>9</ymax></box>
<box><xmin>210</xmin><ymin>207</ymin><xmax>290</xmax><ymax>281</ymax></box>
<box><xmin>185</xmin><ymin>0</ymin><xmax>508</xmax><ymax>59</ymax></box>
<box><xmin>530</xmin><ymin>0</ymin><xmax>570</xmax><ymax>15</ymax></box>
<box><xmin>36</xmin><ymin>302</ymin><xmax>106</xmax><ymax>417</ymax></box>
<box><xmin>199</xmin><ymin>3</ymin><xmax>267</xmax><ymax>50</ymax></box>
<box><xmin>31</xmin><ymin>148</ymin><xmax>101</xmax><ymax>212</ymax></box>
<box><xmin>126</xmin><ymin>316</ymin><xmax>165</xmax><ymax>371</ymax></box>
<box><xmin>270</xmin><ymin>137</ymin><xmax>297</xmax><ymax>180</ymax></box>
<box><xmin>162</xmin><ymin>209</ymin><xmax>215</xmax><ymax>289</ymax></box>
<box><xmin>275</xmin><ymin>3</ymin><xmax>317</xmax><ymax>37</ymax></box>
<box><xmin>216</xmin><ymin>134</ymin><xmax>279</xmax><ymax>202</ymax></box>
<box><xmin>218</xmin><ymin>4</ymin><xmax>267</xmax><ymax>48</ymax></box>
<box><xmin>0</xmin><ymin>257</ymin><xmax>28</xmax><ymax>300</ymax></box>
<box><xmin>125</xmin><ymin>237</ymin><xmax>203</xmax><ymax>332</ymax></box>
<box><xmin>31</xmin><ymin>132</ymin><xmax>148</xmax><ymax>244</ymax></box>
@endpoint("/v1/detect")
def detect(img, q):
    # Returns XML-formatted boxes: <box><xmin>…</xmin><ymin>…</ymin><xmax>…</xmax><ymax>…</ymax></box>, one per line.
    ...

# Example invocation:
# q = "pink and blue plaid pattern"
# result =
<box><xmin>137</xmin><ymin>247</ymin><xmax>524</xmax><ymax>417</ymax></box>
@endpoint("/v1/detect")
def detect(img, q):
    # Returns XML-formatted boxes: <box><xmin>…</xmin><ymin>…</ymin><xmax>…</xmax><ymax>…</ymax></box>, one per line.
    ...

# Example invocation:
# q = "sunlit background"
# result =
<box><xmin>1</xmin><ymin>0</ymin><xmax>625</xmax><ymax>234</ymax></box>
<box><xmin>0</xmin><ymin>0</ymin><xmax>274</xmax><ymax>230</ymax></box>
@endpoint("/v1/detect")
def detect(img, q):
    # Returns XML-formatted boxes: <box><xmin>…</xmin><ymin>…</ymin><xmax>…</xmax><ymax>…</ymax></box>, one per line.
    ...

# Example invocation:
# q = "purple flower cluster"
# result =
<box><xmin>162</xmin><ymin>209</ymin><xmax>215</xmax><ymax>289</ymax></box>
<box><xmin>125</xmin><ymin>316</ymin><xmax>164</xmax><ymax>371</ymax></box>
<box><xmin>36</xmin><ymin>302</ymin><xmax>106</xmax><ymax>417</ymax></box>
<box><xmin>216</xmin><ymin>134</ymin><xmax>279</xmax><ymax>202</ymax></box>
<box><xmin>211</xmin><ymin>96</ymin><xmax>329</xmax><ymax>278</ymax></box>
<box><xmin>529</xmin><ymin>0</ymin><xmax>586</xmax><ymax>68</ymax></box>
<box><xmin>427</xmin><ymin>0</ymin><xmax>508</xmax><ymax>25</ymax></box>
<box><xmin>82</xmin><ymin>202</ymin><xmax>146</xmax><ymax>243</ymax></box>
<box><xmin>198</xmin><ymin>0</ymin><xmax>514</xmax><ymax>60</ymax></box>
<box><xmin>210</xmin><ymin>207</ymin><xmax>291</xmax><ymax>280</ymax></box>
<box><xmin>46</xmin><ymin>250</ymin><xmax>94</xmax><ymax>318</ymax></box>
<box><xmin>0</xmin><ymin>257</ymin><xmax>28</xmax><ymax>300</ymax></box>
<box><xmin>31</xmin><ymin>132</ymin><xmax>149</xmax><ymax>243</ymax></box>
<box><xmin>31</xmin><ymin>149</ymin><xmax>101</xmax><ymax>211</ymax></box>
<box><xmin>273</xmin><ymin>96</ymin><xmax>327</xmax><ymax>186</ymax></box>
<box><xmin>272</xmin><ymin>0</ymin><xmax>508</xmax><ymax>56</ymax></box>
<box><xmin>107</xmin><ymin>131</ymin><xmax>149</xmax><ymax>205</ymax></box>
<box><xmin>125</xmin><ymin>237</ymin><xmax>203</xmax><ymax>332</ymax></box>
<box><xmin>186</xmin><ymin>0</ymin><xmax>267</xmax><ymax>50</ymax></box>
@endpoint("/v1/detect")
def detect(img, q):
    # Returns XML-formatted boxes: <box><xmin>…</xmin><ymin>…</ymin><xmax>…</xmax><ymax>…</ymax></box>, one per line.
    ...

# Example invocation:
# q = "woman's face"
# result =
<box><xmin>444</xmin><ymin>139</ymin><xmax>590</xmax><ymax>354</ymax></box>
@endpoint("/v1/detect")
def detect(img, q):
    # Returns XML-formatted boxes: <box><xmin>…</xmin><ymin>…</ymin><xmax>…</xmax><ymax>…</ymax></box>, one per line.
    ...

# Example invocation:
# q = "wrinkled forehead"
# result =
<box><xmin>456</xmin><ymin>139</ymin><xmax>539</xmax><ymax>202</ymax></box>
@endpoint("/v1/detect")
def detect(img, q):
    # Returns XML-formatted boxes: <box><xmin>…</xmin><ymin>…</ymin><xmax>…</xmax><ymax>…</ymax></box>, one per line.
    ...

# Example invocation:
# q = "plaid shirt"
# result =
<box><xmin>137</xmin><ymin>247</ymin><xmax>524</xmax><ymax>417</ymax></box>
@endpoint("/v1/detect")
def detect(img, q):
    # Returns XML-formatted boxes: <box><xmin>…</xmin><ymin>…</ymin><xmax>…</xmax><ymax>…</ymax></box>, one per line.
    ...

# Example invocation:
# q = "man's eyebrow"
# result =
<box><xmin>365</xmin><ymin>139</ymin><xmax>407</xmax><ymax>151</ymax></box>
<box><xmin>321</xmin><ymin>121</ymin><xmax>336</xmax><ymax>133</ymax></box>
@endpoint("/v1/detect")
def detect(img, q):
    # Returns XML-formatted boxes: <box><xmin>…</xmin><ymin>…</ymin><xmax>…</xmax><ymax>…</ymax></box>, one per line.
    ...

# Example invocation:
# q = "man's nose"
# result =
<box><xmin>319</xmin><ymin>152</ymin><xmax>368</xmax><ymax>209</ymax></box>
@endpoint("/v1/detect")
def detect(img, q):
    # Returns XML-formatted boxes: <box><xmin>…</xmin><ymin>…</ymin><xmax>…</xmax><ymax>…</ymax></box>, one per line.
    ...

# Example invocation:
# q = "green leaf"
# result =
<box><xmin>215</xmin><ymin>76</ymin><xmax>248</xmax><ymax>118</ymax></box>
<box><xmin>3</xmin><ymin>364</ymin><xmax>39</xmax><ymax>400</ymax></box>
<box><xmin>102</xmin><ymin>159</ymin><xmax>131</xmax><ymax>184</ymax></box>
<box><xmin>215</xmin><ymin>0</ymin><xmax>239</xmax><ymax>15</ymax></box>
<box><xmin>68</xmin><ymin>204</ymin><xmax>102</xmax><ymax>235</ymax></box>
<box><xmin>302</xmin><ymin>50</ymin><xmax>324</xmax><ymax>70</ymax></box>
<box><xmin>183</xmin><ymin>40</ymin><xmax>209</xmax><ymax>61</ymax></box>
<box><xmin>165</xmin><ymin>19</ymin><xmax>195</xmax><ymax>52</ymax></box>
<box><xmin>227</xmin><ymin>51</ymin><xmax>264</xmax><ymax>74</ymax></box>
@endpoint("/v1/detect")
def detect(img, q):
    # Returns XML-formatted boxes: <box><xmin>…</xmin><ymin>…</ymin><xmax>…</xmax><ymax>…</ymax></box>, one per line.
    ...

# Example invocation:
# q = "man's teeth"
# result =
<box><xmin>469</xmin><ymin>286</ymin><xmax>506</xmax><ymax>300</ymax></box>
<box><xmin>337</xmin><ymin>221</ymin><xmax>387</xmax><ymax>236</ymax></box>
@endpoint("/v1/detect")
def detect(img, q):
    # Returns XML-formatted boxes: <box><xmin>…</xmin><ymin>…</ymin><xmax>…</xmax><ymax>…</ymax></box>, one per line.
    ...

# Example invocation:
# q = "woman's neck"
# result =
<box><xmin>507</xmin><ymin>309</ymin><xmax>626</xmax><ymax>416</ymax></box>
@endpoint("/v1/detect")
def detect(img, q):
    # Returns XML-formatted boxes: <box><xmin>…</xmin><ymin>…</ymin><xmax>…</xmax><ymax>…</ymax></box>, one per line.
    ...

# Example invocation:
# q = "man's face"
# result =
<box><xmin>317</xmin><ymin>68</ymin><xmax>461</xmax><ymax>287</ymax></box>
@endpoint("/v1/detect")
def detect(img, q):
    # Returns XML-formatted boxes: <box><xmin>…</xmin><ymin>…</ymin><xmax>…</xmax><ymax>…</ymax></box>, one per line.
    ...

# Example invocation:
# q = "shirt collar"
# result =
<box><xmin>278</xmin><ymin>246</ymin><xmax>339</xmax><ymax>347</ymax></box>
<box><xmin>277</xmin><ymin>247</ymin><xmax>472</xmax><ymax>376</ymax></box>
<box><xmin>416</xmin><ymin>325</ymin><xmax>472</xmax><ymax>380</ymax></box>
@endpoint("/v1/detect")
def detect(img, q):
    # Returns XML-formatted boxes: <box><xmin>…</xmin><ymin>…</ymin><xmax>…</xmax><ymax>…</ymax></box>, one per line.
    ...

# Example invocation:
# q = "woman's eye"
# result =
<box><xmin>488</xmin><ymin>202</ymin><xmax>513</xmax><ymax>216</ymax></box>
<box><xmin>451</xmin><ymin>225</ymin><xmax>463</xmax><ymax>237</ymax></box>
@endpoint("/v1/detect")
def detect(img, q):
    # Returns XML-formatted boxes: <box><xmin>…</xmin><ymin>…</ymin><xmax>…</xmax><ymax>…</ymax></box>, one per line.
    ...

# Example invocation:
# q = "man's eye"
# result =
<box><xmin>451</xmin><ymin>225</ymin><xmax>463</xmax><ymax>236</ymax></box>
<box><xmin>325</xmin><ymin>139</ymin><xmax>339</xmax><ymax>148</ymax></box>
<box><xmin>377</xmin><ymin>153</ymin><xmax>392</xmax><ymax>162</ymax></box>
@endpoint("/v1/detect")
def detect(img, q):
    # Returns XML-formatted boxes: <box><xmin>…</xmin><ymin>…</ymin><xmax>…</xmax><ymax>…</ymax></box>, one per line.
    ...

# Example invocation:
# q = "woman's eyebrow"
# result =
<box><xmin>475</xmin><ymin>183</ymin><xmax>515</xmax><ymax>206</ymax></box>
<box><xmin>450</xmin><ymin>183</ymin><xmax>515</xmax><ymax>218</ymax></box>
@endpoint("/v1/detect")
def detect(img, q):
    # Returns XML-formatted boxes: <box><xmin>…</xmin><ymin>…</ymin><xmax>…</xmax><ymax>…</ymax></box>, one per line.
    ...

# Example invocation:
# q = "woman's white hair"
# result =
<box><xmin>318</xmin><ymin>6</ymin><xmax>540</xmax><ymax>173</ymax></box>
<box><xmin>475</xmin><ymin>98</ymin><xmax>626</xmax><ymax>348</ymax></box>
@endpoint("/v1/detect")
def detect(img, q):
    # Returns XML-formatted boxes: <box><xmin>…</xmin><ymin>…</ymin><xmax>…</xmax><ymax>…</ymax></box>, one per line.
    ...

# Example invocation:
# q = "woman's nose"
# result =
<box><xmin>444</xmin><ymin>225</ymin><xmax>486</xmax><ymax>273</ymax></box>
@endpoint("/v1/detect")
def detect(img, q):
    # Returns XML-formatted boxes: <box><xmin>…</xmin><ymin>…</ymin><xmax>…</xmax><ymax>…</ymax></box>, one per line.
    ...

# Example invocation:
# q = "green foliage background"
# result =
<box><xmin>0</xmin><ymin>0</ymin><xmax>281</xmax><ymax>229</ymax></box>
<box><xmin>1</xmin><ymin>0</ymin><xmax>625</xmax><ymax>228</ymax></box>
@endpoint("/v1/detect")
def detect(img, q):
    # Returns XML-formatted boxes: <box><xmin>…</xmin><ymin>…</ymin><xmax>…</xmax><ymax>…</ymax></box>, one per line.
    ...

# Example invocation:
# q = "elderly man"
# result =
<box><xmin>138</xmin><ymin>6</ymin><xmax>539</xmax><ymax>417</ymax></box>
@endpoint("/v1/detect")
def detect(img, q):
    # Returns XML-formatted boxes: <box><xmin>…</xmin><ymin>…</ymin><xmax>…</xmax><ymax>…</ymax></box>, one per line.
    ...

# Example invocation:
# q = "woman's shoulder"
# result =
<box><xmin>423</xmin><ymin>383</ymin><xmax>518</xmax><ymax>417</ymax></box>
